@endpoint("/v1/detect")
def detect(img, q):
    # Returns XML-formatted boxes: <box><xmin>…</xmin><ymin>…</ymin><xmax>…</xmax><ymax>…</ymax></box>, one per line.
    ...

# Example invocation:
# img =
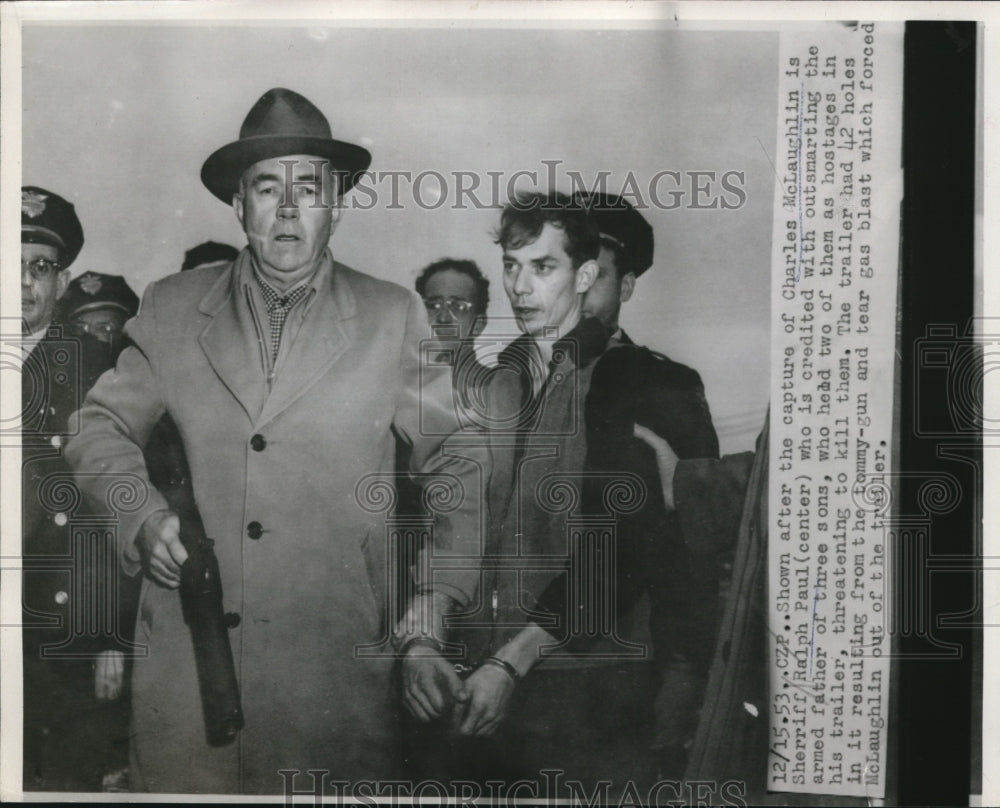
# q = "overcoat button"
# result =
<box><xmin>54</xmin><ymin>513</ymin><xmax>67</xmax><ymax>527</ymax></box>
<box><xmin>224</xmin><ymin>612</ymin><xmax>241</xmax><ymax>628</ymax></box>
<box><xmin>250</xmin><ymin>434</ymin><xmax>266</xmax><ymax>452</ymax></box>
<box><xmin>54</xmin><ymin>591</ymin><xmax>68</xmax><ymax>605</ymax></box>
<box><xmin>247</xmin><ymin>521</ymin><xmax>263</xmax><ymax>540</ymax></box>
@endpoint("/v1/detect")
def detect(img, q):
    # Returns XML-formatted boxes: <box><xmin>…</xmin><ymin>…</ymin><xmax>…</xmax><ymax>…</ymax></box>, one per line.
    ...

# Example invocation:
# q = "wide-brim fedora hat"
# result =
<box><xmin>201</xmin><ymin>88</ymin><xmax>372</xmax><ymax>203</ymax></box>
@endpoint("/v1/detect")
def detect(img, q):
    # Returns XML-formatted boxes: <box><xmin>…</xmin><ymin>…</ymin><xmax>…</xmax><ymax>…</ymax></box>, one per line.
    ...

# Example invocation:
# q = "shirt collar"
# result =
<box><xmin>253</xmin><ymin>267</ymin><xmax>312</xmax><ymax>311</ymax></box>
<box><xmin>238</xmin><ymin>247</ymin><xmax>332</xmax><ymax>300</ymax></box>
<box><xmin>22</xmin><ymin>330</ymin><xmax>43</xmax><ymax>354</ymax></box>
<box><xmin>551</xmin><ymin>316</ymin><xmax>614</xmax><ymax>370</ymax></box>
<box><xmin>498</xmin><ymin>315</ymin><xmax>612</xmax><ymax>372</ymax></box>
<box><xmin>21</xmin><ymin>321</ymin><xmax>52</xmax><ymax>354</ymax></box>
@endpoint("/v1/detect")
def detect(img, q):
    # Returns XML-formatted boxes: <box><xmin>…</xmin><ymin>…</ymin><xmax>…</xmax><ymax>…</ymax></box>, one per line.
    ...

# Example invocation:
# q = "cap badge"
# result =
<box><xmin>78</xmin><ymin>272</ymin><xmax>103</xmax><ymax>295</ymax></box>
<box><xmin>22</xmin><ymin>190</ymin><xmax>48</xmax><ymax>219</ymax></box>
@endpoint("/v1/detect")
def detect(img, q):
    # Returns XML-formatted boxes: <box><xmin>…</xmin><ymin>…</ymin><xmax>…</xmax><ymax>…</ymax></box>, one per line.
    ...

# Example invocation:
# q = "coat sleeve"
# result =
<box><xmin>533</xmin><ymin>346</ymin><xmax>721</xmax><ymax>659</ymax></box>
<box><xmin>390</xmin><ymin>291</ymin><xmax>487</xmax><ymax>608</ymax></box>
<box><xmin>636</xmin><ymin>351</ymin><xmax>719</xmax><ymax>462</ymax></box>
<box><xmin>64</xmin><ymin>283</ymin><xmax>170</xmax><ymax>577</ymax></box>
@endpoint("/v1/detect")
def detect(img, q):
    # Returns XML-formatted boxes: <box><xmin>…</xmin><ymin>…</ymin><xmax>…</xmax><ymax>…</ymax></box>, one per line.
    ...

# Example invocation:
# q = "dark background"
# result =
<box><xmin>898</xmin><ymin>20</ymin><xmax>979</xmax><ymax>808</ymax></box>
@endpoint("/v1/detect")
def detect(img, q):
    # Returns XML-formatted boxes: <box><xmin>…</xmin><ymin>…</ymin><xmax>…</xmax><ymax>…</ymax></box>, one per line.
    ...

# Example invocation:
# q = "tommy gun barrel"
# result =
<box><xmin>152</xmin><ymin>414</ymin><xmax>244</xmax><ymax>746</ymax></box>
<box><xmin>179</xmin><ymin>534</ymin><xmax>244</xmax><ymax>746</ymax></box>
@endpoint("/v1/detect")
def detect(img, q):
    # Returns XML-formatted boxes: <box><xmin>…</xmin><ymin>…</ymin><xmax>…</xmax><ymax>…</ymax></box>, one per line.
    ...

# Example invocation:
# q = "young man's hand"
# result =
<box><xmin>453</xmin><ymin>664</ymin><xmax>515</xmax><ymax>736</ymax></box>
<box><xmin>401</xmin><ymin>647</ymin><xmax>468</xmax><ymax>721</ymax></box>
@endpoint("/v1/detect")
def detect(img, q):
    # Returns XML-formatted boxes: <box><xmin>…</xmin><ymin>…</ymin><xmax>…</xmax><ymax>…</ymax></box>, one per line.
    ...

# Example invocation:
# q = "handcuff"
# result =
<box><xmin>453</xmin><ymin>657</ymin><xmax>521</xmax><ymax>684</ymax></box>
<box><xmin>453</xmin><ymin>662</ymin><xmax>476</xmax><ymax>679</ymax></box>
<box><xmin>398</xmin><ymin>636</ymin><xmax>520</xmax><ymax>685</ymax></box>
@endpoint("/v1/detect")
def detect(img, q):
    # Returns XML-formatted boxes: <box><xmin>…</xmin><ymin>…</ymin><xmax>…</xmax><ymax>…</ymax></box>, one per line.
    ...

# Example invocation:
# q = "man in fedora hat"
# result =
<box><xmin>66</xmin><ymin>88</ymin><xmax>484</xmax><ymax>794</ymax></box>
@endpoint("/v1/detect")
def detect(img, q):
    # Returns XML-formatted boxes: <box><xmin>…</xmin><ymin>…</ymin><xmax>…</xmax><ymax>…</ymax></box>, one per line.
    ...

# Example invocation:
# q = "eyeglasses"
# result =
<box><xmin>21</xmin><ymin>258</ymin><xmax>63</xmax><ymax>280</ymax></box>
<box><xmin>76</xmin><ymin>321</ymin><xmax>124</xmax><ymax>338</ymax></box>
<box><xmin>423</xmin><ymin>297</ymin><xmax>475</xmax><ymax>314</ymax></box>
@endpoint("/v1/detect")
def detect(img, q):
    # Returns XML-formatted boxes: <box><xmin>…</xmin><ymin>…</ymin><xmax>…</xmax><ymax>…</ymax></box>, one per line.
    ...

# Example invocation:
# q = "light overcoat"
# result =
<box><xmin>66</xmin><ymin>251</ymin><xmax>485</xmax><ymax>794</ymax></box>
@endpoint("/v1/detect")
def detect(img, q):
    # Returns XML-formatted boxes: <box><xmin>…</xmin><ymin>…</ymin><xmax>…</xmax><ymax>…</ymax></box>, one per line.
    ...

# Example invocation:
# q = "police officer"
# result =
<box><xmin>21</xmin><ymin>187</ymin><xmax>130</xmax><ymax>791</ymax></box>
<box><xmin>21</xmin><ymin>186</ymin><xmax>83</xmax><ymax>436</ymax></box>
<box><xmin>60</xmin><ymin>272</ymin><xmax>139</xmax><ymax>341</ymax></box>
<box><xmin>577</xmin><ymin>191</ymin><xmax>723</xmax><ymax>774</ymax></box>
<box><xmin>59</xmin><ymin>271</ymin><xmax>140</xmax><ymax>388</ymax></box>
<box><xmin>59</xmin><ymin>270</ymin><xmax>144</xmax><ymax>789</ymax></box>
<box><xmin>577</xmin><ymin>190</ymin><xmax>655</xmax><ymax>341</ymax></box>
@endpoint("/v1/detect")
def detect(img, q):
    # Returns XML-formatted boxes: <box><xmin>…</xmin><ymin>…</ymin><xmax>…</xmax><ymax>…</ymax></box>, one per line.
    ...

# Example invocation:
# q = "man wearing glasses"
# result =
<box><xmin>399</xmin><ymin>258</ymin><xmax>492</xmax><ymax>776</ymax></box>
<box><xmin>59</xmin><ymin>271</ymin><xmax>140</xmax><ymax>373</ymax></box>
<box><xmin>20</xmin><ymin>185</ymin><xmax>124</xmax><ymax>790</ymax></box>
<box><xmin>60</xmin><ymin>272</ymin><xmax>138</xmax><ymax>344</ymax></box>
<box><xmin>21</xmin><ymin>187</ymin><xmax>79</xmax><ymax>350</ymax></box>
<box><xmin>415</xmin><ymin>258</ymin><xmax>492</xmax><ymax>414</ymax></box>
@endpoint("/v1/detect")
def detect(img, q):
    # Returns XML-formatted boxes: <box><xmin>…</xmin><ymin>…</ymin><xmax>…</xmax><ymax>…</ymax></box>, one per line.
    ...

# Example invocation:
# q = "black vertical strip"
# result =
<box><xmin>899</xmin><ymin>21</ymin><xmax>977</xmax><ymax>806</ymax></box>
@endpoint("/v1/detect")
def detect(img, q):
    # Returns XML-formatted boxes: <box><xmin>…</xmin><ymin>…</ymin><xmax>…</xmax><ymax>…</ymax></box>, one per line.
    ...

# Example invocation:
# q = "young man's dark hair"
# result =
<box><xmin>494</xmin><ymin>191</ymin><xmax>601</xmax><ymax>270</ymax></box>
<box><xmin>414</xmin><ymin>258</ymin><xmax>490</xmax><ymax>315</ymax></box>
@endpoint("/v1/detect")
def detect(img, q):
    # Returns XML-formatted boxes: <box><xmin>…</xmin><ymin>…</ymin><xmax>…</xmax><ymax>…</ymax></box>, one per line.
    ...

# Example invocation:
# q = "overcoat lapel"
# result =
<box><xmin>196</xmin><ymin>255</ymin><xmax>358</xmax><ymax>427</ymax></box>
<box><xmin>197</xmin><ymin>263</ymin><xmax>266</xmax><ymax>422</ymax></box>
<box><xmin>256</xmin><ymin>260</ymin><xmax>356</xmax><ymax>427</ymax></box>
